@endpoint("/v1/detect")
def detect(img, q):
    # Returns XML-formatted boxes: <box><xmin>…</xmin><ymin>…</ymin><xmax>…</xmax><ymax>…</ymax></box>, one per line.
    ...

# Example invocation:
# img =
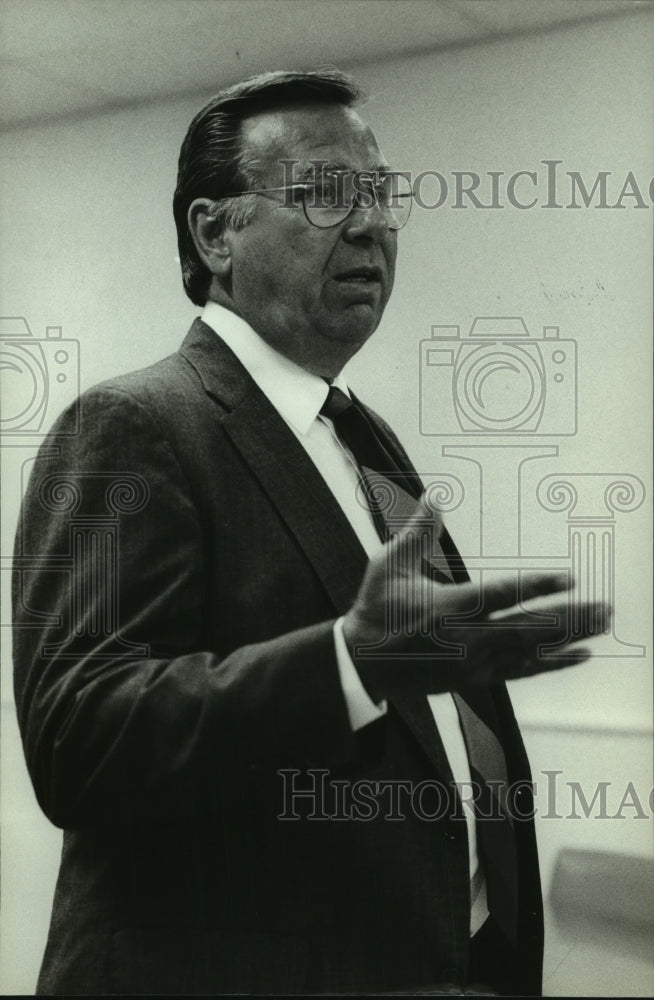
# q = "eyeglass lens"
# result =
<box><xmin>303</xmin><ymin>172</ymin><xmax>412</xmax><ymax>230</ymax></box>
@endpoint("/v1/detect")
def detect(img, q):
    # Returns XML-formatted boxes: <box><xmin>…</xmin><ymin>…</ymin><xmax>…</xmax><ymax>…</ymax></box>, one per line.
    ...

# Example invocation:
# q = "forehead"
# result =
<box><xmin>239</xmin><ymin>103</ymin><xmax>387</xmax><ymax>180</ymax></box>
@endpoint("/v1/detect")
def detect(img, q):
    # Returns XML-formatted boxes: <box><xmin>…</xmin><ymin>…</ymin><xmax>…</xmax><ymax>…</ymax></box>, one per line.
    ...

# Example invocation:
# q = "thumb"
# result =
<box><xmin>385</xmin><ymin>491</ymin><xmax>444</xmax><ymax>572</ymax></box>
<box><xmin>421</xmin><ymin>489</ymin><xmax>445</xmax><ymax>541</ymax></box>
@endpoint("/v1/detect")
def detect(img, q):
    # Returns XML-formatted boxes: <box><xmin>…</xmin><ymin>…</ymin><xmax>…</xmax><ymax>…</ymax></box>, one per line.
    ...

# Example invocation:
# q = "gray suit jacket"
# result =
<box><xmin>13</xmin><ymin>319</ymin><xmax>543</xmax><ymax>994</ymax></box>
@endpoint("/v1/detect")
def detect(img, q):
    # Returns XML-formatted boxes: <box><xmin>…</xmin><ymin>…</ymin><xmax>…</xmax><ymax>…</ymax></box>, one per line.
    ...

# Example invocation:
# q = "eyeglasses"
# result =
<box><xmin>215</xmin><ymin>170</ymin><xmax>413</xmax><ymax>230</ymax></box>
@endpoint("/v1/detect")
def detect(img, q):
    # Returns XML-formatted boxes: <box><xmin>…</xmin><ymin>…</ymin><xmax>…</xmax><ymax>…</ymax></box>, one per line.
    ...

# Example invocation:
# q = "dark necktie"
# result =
<box><xmin>454</xmin><ymin>693</ymin><xmax>518</xmax><ymax>946</ymax></box>
<box><xmin>320</xmin><ymin>384</ymin><xmax>518</xmax><ymax>947</ymax></box>
<box><xmin>320</xmin><ymin>385</ymin><xmax>406</xmax><ymax>486</ymax></box>
<box><xmin>320</xmin><ymin>386</ymin><xmax>453</xmax><ymax>581</ymax></box>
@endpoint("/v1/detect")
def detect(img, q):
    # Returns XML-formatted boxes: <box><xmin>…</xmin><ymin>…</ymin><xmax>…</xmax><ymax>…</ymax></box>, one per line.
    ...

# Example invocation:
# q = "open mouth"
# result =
<box><xmin>333</xmin><ymin>267</ymin><xmax>382</xmax><ymax>284</ymax></box>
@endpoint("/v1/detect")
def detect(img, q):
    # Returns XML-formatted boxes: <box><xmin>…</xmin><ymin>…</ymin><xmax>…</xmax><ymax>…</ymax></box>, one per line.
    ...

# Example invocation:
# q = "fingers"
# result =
<box><xmin>454</xmin><ymin>595</ymin><xmax>610</xmax><ymax>684</ymax></box>
<box><xmin>545</xmin><ymin>599</ymin><xmax>611</xmax><ymax>646</ymax></box>
<box><xmin>489</xmin><ymin>599</ymin><xmax>612</xmax><ymax>649</ymax></box>
<box><xmin>434</xmin><ymin>572</ymin><xmax>576</xmax><ymax>623</ymax></box>
<box><xmin>427</xmin><ymin>571</ymin><xmax>573</xmax><ymax>622</ymax></box>
<box><xmin>503</xmin><ymin>646</ymin><xmax>593</xmax><ymax>681</ymax></box>
<box><xmin>482</xmin><ymin>572</ymin><xmax>573</xmax><ymax>617</ymax></box>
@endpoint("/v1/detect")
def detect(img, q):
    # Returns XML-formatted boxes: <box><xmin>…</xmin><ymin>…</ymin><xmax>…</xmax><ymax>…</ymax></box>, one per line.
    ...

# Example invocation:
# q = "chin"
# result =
<box><xmin>337</xmin><ymin>307</ymin><xmax>380</xmax><ymax>342</ymax></box>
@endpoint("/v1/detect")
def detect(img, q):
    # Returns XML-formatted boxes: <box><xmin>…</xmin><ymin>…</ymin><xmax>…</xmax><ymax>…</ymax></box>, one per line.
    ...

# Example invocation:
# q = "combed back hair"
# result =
<box><xmin>173</xmin><ymin>68</ymin><xmax>362</xmax><ymax>305</ymax></box>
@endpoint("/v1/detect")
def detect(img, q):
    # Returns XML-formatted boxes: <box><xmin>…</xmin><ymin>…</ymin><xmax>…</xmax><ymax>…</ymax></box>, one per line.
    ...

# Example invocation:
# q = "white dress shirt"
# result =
<box><xmin>201</xmin><ymin>301</ymin><xmax>488</xmax><ymax>934</ymax></box>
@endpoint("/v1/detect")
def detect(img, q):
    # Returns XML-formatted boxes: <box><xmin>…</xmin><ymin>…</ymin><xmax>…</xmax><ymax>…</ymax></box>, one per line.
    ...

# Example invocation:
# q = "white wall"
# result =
<box><xmin>1</xmin><ymin>12</ymin><xmax>652</xmax><ymax>995</ymax></box>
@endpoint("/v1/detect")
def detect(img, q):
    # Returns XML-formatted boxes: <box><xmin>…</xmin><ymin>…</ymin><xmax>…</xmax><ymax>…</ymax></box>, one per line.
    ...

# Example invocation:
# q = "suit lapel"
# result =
<box><xmin>180</xmin><ymin>319</ymin><xmax>368</xmax><ymax>616</ymax></box>
<box><xmin>224</xmin><ymin>400</ymin><xmax>369</xmax><ymax>615</ymax></box>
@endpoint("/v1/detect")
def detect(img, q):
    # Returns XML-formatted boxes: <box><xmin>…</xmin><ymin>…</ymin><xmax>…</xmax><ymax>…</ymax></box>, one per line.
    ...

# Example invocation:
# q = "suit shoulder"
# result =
<box><xmin>37</xmin><ymin>348</ymin><xmax>208</xmax><ymax>464</ymax></box>
<box><xmin>86</xmin><ymin>350</ymin><xmax>198</xmax><ymax>413</ymax></box>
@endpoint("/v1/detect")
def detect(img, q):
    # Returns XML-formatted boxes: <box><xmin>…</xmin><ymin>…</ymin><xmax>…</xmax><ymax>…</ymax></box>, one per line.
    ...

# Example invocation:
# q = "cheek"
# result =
<box><xmin>265</xmin><ymin>245</ymin><xmax>327</xmax><ymax>309</ymax></box>
<box><xmin>234</xmin><ymin>242</ymin><xmax>281</xmax><ymax>301</ymax></box>
<box><xmin>233</xmin><ymin>223</ymin><xmax>334</xmax><ymax>313</ymax></box>
<box><xmin>383</xmin><ymin>249</ymin><xmax>397</xmax><ymax>301</ymax></box>
<box><xmin>236</xmin><ymin>253</ymin><xmax>318</xmax><ymax>330</ymax></box>
<box><xmin>386</xmin><ymin>237</ymin><xmax>398</xmax><ymax>274</ymax></box>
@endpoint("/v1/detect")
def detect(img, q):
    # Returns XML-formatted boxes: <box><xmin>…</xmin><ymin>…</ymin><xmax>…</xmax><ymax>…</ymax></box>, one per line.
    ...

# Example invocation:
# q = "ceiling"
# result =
<box><xmin>0</xmin><ymin>0</ymin><xmax>644</xmax><ymax>129</ymax></box>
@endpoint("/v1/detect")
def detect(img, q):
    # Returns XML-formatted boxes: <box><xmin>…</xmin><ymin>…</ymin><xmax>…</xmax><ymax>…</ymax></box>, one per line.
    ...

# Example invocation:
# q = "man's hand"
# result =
<box><xmin>342</xmin><ymin>498</ymin><xmax>612</xmax><ymax>701</ymax></box>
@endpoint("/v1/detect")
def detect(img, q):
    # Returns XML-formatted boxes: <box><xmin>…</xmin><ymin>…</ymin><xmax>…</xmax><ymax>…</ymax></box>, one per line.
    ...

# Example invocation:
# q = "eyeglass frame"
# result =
<box><xmin>207</xmin><ymin>169</ymin><xmax>413</xmax><ymax>231</ymax></box>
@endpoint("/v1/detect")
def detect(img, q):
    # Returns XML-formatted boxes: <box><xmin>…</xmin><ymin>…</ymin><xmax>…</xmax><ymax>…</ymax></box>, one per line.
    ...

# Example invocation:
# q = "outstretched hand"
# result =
<box><xmin>342</xmin><ymin>498</ymin><xmax>612</xmax><ymax>701</ymax></box>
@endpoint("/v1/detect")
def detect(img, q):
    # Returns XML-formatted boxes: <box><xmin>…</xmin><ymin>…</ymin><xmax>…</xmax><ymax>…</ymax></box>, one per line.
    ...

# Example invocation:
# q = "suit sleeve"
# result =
<box><xmin>12</xmin><ymin>386</ymin><xmax>358</xmax><ymax>829</ymax></box>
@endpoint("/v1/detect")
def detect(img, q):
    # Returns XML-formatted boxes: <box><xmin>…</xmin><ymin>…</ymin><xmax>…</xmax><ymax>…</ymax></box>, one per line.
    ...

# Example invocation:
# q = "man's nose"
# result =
<box><xmin>341</xmin><ymin>198</ymin><xmax>392</xmax><ymax>243</ymax></box>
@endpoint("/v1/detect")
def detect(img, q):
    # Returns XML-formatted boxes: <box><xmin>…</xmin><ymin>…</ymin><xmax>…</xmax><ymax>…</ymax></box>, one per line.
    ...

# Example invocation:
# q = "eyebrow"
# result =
<box><xmin>289</xmin><ymin>160</ymin><xmax>392</xmax><ymax>181</ymax></box>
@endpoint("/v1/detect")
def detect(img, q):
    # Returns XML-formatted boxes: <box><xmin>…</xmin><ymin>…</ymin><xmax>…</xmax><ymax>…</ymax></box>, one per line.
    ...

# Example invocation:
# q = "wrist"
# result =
<box><xmin>341</xmin><ymin>613</ymin><xmax>388</xmax><ymax>703</ymax></box>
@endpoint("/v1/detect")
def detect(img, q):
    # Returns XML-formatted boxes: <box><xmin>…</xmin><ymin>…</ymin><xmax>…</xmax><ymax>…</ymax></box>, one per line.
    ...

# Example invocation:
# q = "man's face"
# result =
<box><xmin>218</xmin><ymin>103</ymin><xmax>397</xmax><ymax>376</ymax></box>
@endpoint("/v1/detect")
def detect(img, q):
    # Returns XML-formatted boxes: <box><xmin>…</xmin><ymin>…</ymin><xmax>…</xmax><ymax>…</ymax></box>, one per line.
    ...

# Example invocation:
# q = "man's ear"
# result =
<box><xmin>187</xmin><ymin>198</ymin><xmax>233</xmax><ymax>278</ymax></box>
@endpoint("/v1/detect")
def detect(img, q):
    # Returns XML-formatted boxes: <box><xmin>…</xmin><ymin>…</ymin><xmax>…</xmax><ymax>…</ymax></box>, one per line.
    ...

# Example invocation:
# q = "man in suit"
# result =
<box><xmin>12</xmin><ymin>69</ymin><xmax>608</xmax><ymax>995</ymax></box>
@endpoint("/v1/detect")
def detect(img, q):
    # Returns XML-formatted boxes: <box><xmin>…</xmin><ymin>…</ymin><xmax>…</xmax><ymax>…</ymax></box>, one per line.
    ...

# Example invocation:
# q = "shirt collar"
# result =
<box><xmin>201</xmin><ymin>301</ymin><xmax>350</xmax><ymax>435</ymax></box>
